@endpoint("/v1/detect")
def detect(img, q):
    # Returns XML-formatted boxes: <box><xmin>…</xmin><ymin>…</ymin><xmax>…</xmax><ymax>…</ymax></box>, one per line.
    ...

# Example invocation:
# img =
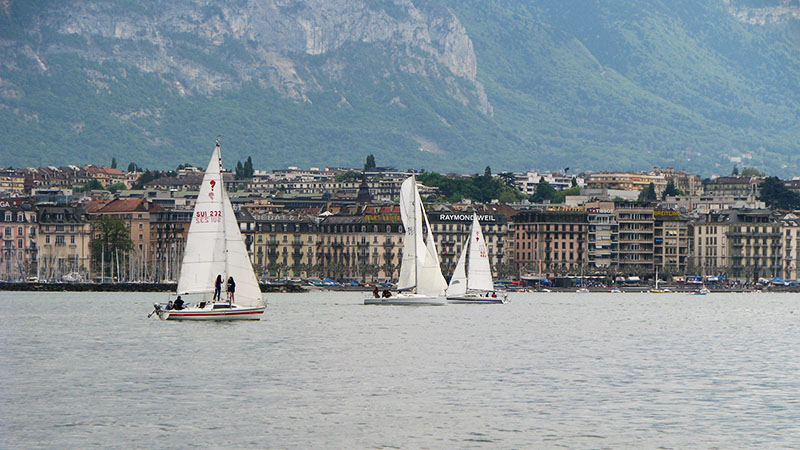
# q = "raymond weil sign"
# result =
<box><xmin>429</xmin><ymin>213</ymin><xmax>503</xmax><ymax>223</ymax></box>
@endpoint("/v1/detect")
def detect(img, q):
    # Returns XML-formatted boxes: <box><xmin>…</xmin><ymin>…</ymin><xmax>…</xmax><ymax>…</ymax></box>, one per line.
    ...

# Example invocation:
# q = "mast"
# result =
<box><xmin>412</xmin><ymin>174</ymin><xmax>418</xmax><ymax>293</ymax></box>
<box><xmin>219</xmin><ymin>140</ymin><xmax>230</xmax><ymax>289</ymax></box>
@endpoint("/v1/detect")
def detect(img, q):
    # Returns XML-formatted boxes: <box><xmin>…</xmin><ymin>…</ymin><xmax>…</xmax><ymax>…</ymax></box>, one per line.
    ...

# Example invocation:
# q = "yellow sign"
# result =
<box><xmin>545</xmin><ymin>205</ymin><xmax>584</xmax><ymax>212</ymax></box>
<box><xmin>364</xmin><ymin>214</ymin><xmax>401</xmax><ymax>222</ymax></box>
<box><xmin>654</xmin><ymin>210</ymin><xmax>680</xmax><ymax>217</ymax></box>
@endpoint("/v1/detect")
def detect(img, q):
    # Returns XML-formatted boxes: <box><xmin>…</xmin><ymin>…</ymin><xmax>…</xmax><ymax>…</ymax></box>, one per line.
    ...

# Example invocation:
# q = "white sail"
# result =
<box><xmin>417</xmin><ymin>193</ymin><xmax>447</xmax><ymax>297</ymax></box>
<box><xmin>222</xmin><ymin>190</ymin><xmax>264</xmax><ymax>307</ymax></box>
<box><xmin>176</xmin><ymin>145</ymin><xmax>226</xmax><ymax>294</ymax></box>
<box><xmin>446</xmin><ymin>236</ymin><xmax>469</xmax><ymax>296</ymax></box>
<box><xmin>467</xmin><ymin>213</ymin><xmax>494</xmax><ymax>291</ymax></box>
<box><xmin>397</xmin><ymin>177</ymin><xmax>419</xmax><ymax>291</ymax></box>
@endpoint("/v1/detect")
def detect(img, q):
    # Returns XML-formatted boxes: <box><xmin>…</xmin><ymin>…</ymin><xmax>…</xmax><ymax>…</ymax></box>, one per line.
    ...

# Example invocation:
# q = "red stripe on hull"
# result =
<box><xmin>168</xmin><ymin>310</ymin><xmax>263</xmax><ymax>317</ymax></box>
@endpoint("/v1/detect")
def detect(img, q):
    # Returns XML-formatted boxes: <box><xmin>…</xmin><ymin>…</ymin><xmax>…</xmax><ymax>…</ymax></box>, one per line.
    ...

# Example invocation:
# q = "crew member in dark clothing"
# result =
<box><xmin>373</xmin><ymin>287</ymin><xmax>380</xmax><ymax>298</ymax></box>
<box><xmin>213</xmin><ymin>274</ymin><xmax>223</xmax><ymax>301</ymax></box>
<box><xmin>227</xmin><ymin>276</ymin><xmax>236</xmax><ymax>303</ymax></box>
<box><xmin>173</xmin><ymin>296</ymin><xmax>184</xmax><ymax>310</ymax></box>
<box><xmin>382</xmin><ymin>289</ymin><xmax>391</xmax><ymax>298</ymax></box>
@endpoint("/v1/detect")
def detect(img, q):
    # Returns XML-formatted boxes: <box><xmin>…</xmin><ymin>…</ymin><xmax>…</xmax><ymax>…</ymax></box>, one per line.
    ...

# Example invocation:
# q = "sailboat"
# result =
<box><xmin>649</xmin><ymin>266</ymin><xmax>669</xmax><ymax>293</ymax></box>
<box><xmin>365</xmin><ymin>175</ymin><xmax>447</xmax><ymax>305</ymax></box>
<box><xmin>446</xmin><ymin>213</ymin><xmax>506</xmax><ymax>304</ymax></box>
<box><xmin>151</xmin><ymin>141</ymin><xmax>266</xmax><ymax>320</ymax></box>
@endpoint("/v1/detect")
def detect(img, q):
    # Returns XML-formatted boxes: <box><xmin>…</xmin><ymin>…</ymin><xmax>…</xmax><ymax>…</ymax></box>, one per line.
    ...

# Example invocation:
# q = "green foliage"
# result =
<box><xmin>530</xmin><ymin>178</ymin><xmax>557</xmax><ymax>203</ymax></box>
<box><xmin>176</xmin><ymin>163</ymin><xmax>193</xmax><ymax>171</ymax></box>
<box><xmin>638</xmin><ymin>182</ymin><xmax>657</xmax><ymax>201</ymax></box>
<box><xmin>759</xmin><ymin>177</ymin><xmax>800</xmax><ymax>210</ymax></box>
<box><xmin>127</xmin><ymin>162</ymin><xmax>139</xmax><ymax>172</ymax></box>
<box><xmin>107</xmin><ymin>182</ymin><xmax>127</xmax><ymax>193</ymax></box>
<box><xmin>732</xmin><ymin>166</ymin><xmax>739</xmax><ymax>176</ymax></box>
<box><xmin>234</xmin><ymin>157</ymin><xmax>254</xmax><ymax>179</ymax></box>
<box><xmin>110</xmin><ymin>157</ymin><xmax>117</xmax><ymax>169</ymax></box>
<box><xmin>662</xmin><ymin>180</ymin><xmax>685</xmax><ymax>199</ymax></box>
<box><xmin>417</xmin><ymin>171</ymin><xmax>524</xmax><ymax>203</ymax></box>
<box><xmin>133</xmin><ymin>170</ymin><xmax>161</xmax><ymax>189</ymax></box>
<box><xmin>2</xmin><ymin>1</ymin><xmax>800</xmax><ymax>175</ymax></box>
<box><xmin>335</xmin><ymin>170</ymin><xmax>362</xmax><ymax>182</ymax></box>
<box><xmin>552</xmin><ymin>186</ymin><xmax>581</xmax><ymax>204</ymax></box>
<box><xmin>364</xmin><ymin>154</ymin><xmax>376</xmax><ymax>171</ymax></box>
<box><xmin>90</xmin><ymin>215</ymin><xmax>133</xmax><ymax>277</ymax></box>
<box><xmin>78</xmin><ymin>179</ymin><xmax>104</xmax><ymax>192</ymax></box>
<box><xmin>740</xmin><ymin>167</ymin><xmax>765</xmax><ymax>177</ymax></box>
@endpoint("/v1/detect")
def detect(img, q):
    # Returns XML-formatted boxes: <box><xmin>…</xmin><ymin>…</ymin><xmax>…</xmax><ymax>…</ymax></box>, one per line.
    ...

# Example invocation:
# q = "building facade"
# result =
<box><xmin>512</xmin><ymin>209</ymin><xmax>588</xmax><ymax>277</ymax></box>
<box><xmin>36</xmin><ymin>206</ymin><xmax>92</xmax><ymax>281</ymax></box>
<box><xmin>0</xmin><ymin>202</ymin><xmax>37</xmax><ymax>281</ymax></box>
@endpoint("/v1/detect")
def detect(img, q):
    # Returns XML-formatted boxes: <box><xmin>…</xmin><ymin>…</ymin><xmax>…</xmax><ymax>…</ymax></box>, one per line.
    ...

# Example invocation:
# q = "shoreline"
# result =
<box><xmin>0</xmin><ymin>282</ymin><xmax>307</xmax><ymax>293</ymax></box>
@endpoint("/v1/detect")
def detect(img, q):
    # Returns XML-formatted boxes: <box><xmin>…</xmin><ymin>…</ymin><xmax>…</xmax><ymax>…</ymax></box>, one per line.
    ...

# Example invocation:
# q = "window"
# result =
<box><xmin>4</xmin><ymin>213</ymin><xmax>10</xmax><ymax>221</ymax></box>
<box><xmin>70</xmin><ymin>236</ymin><xmax>75</xmax><ymax>244</ymax></box>
<box><xmin>138</xmin><ymin>223</ymin><xmax>143</xmax><ymax>230</ymax></box>
<box><xmin>55</xmin><ymin>235</ymin><xmax>65</xmax><ymax>245</ymax></box>
<box><xmin>139</xmin><ymin>234</ymin><xmax>143</xmax><ymax>240</ymax></box>
<box><xmin>17</xmin><ymin>226</ymin><xmax>22</xmax><ymax>235</ymax></box>
<box><xmin>46</xmin><ymin>236</ymin><xmax>50</xmax><ymax>244</ymax></box>
<box><xmin>17</xmin><ymin>239</ymin><xmax>22</xmax><ymax>248</ymax></box>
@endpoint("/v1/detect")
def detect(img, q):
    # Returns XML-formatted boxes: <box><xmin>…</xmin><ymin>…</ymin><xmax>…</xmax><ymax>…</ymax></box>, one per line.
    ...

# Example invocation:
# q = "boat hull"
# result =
<box><xmin>364</xmin><ymin>293</ymin><xmax>445</xmax><ymax>306</ymax></box>
<box><xmin>156</xmin><ymin>304</ymin><xmax>265</xmax><ymax>321</ymax></box>
<box><xmin>447</xmin><ymin>293</ymin><xmax>506</xmax><ymax>304</ymax></box>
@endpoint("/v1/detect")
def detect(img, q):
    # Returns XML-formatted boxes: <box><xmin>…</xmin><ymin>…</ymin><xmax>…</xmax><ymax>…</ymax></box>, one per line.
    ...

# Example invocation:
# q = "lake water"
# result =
<box><xmin>2</xmin><ymin>291</ymin><xmax>800</xmax><ymax>448</ymax></box>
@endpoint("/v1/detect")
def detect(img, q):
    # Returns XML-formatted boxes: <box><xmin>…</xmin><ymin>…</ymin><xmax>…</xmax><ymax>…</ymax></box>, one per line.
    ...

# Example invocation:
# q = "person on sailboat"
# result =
<box><xmin>173</xmin><ymin>296</ymin><xmax>184</xmax><ymax>310</ymax></box>
<box><xmin>382</xmin><ymin>289</ymin><xmax>391</xmax><ymax>298</ymax></box>
<box><xmin>227</xmin><ymin>276</ymin><xmax>236</xmax><ymax>302</ymax></box>
<box><xmin>372</xmin><ymin>287</ymin><xmax>380</xmax><ymax>298</ymax></box>
<box><xmin>166</xmin><ymin>300</ymin><xmax>173</xmax><ymax>310</ymax></box>
<box><xmin>213</xmin><ymin>274</ymin><xmax>223</xmax><ymax>301</ymax></box>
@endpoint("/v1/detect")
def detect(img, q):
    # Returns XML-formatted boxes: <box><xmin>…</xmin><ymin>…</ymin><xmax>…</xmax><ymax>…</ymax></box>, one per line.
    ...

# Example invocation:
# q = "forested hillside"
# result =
<box><xmin>1</xmin><ymin>0</ymin><xmax>799</xmax><ymax>175</ymax></box>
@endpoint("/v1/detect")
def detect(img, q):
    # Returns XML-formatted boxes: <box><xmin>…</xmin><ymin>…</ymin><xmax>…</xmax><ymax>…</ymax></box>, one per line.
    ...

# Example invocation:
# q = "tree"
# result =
<box><xmin>364</xmin><ymin>154</ymin><xmax>376</xmax><ymax>171</ymax></box>
<box><xmin>244</xmin><ymin>156</ymin><xmax>254</xmax><ymax>178</ymax></box>
<box><xmin>741</xmin><ymin>167</ymin><xmax>765</xmax><ymax>177</ymax></box>
<box><xmin>127</xmin><ymin>162</ymin><xmax>139</xmax><ymax>172</ymax></box>
<box><xmin>552</xmin><ymin>186</ymin><xmax>580</xmax><ymax>203</ymax></box>
<box><xmin>732</xmin><ymin>166</ymin><xmax>739</xmax><ymax>176</ymax></box>
<box><xmin>335</xmin><ymin>170</ymin><xmax>362</xmax><ymax>182</ymax></box>
<box><xmin>571</xmin><ymin>177</ymin><xmax>578</xmax><ymax>188</ymax></box>
<box><xmin>81</xmin><ymin>179</ymin><xmax>103</xmax><ymax>192</ymax></box>
<box><xmin>110</xmin><ymin>157</ymin><xmax>117</xmax><ymax>169</ymax></box>
<box><xmin>484</xmin><ymin>166</ymin><xmax>492</xmax><ymax>178</ymax></box>
<box><xmin>759</xmin><ymin>177</ymin><xmax>800</xmax><ymax>210</ymax></box>
<box><xmin>638</xmin><ymin>182</ymin><xmax>657</xmax><ymax>201</ymax></box>
<box><xmin>531</xmin><ymin>177</ymin><xmax>557</xmax><ymax>203</ymax></box>
<box><xmin>107</xmin><ymin>182</ymin><xmax>127</xmax><ymax>193</ymax></box>
<box><xmin>662</xmin><ymin>180</ymin><xmax>685</xmax><ymax>199</ymax></box>
<box><xmin>235</xmin><ymin>161</ymin><xmax>244</xmax><ymax>179</ymax></box>
<box><xmin>133</xmin><ymin>170</ymin><xmax>160</xmax><ymax>189</ymax></box>
<box><xmin>91</xmin><ymin>216</ymin><xmax>133</xmax><ymax>278</ymax></box>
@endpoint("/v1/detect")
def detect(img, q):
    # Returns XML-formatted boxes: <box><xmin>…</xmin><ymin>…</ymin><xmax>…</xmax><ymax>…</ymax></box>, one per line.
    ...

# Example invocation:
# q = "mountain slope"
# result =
<box><xmin>1</xmin><ymin>0</ymin><xmax>800</xmax><ymax>175</ymax></box>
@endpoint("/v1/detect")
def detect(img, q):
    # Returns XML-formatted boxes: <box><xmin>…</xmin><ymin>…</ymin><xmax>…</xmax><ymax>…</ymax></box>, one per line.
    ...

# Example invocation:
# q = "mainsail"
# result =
<box><xmin>446</xmin><ymin>212</ymin><xmax>494</xmax><ymax>295</ymax></box>
<box><xmin>396</xmin><ymin>175</ymin><xmax>446</xmax><ymax>296</ymax></box>
<box><xmin>176</xmin><ymin>146</ymin><xmax>226</xmax><ymax>295</ymax></box>
<box><xmin>466</xmin><ymin>213</ymin><xmax>494</xmax><ymax>291</ymax></box>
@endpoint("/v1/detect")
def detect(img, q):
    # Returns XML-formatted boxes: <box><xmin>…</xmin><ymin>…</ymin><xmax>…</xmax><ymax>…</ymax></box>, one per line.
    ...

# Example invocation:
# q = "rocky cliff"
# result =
<box><xmin>2</xmin><ymin>0</ymin><xmax>800</xmax><ymax>174</ymax></box>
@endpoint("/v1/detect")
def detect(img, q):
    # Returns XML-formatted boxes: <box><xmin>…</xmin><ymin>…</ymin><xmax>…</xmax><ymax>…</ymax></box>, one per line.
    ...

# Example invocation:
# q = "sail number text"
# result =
<box><xmin>195</xmin><ymin>210</ymin><xmax>222</xmax><ymax>223</ymax></box>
